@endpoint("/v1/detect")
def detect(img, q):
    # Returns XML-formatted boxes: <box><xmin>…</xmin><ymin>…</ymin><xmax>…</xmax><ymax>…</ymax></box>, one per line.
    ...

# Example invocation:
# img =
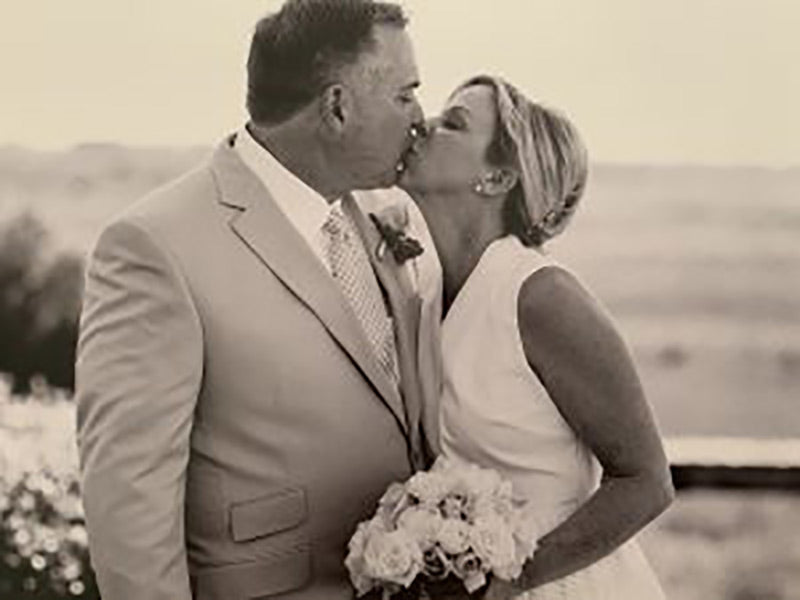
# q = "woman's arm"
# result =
<box><xmin>489</xmin><ymin>265</ymin><xmax>674</xmax><ymax>596</ymax></box>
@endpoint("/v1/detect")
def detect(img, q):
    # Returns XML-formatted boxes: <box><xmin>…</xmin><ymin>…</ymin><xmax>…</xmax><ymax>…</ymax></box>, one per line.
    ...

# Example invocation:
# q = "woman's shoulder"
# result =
<box><xmin>517</xmin><ymin>260</ymin><xmax>616</xmax><ymax>343</ymax></box>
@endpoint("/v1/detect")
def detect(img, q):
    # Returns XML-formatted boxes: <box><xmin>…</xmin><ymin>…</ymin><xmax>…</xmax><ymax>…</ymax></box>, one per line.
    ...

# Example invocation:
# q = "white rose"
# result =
<box><xmin>437</xmin><ymin>518</ymin><xmax>471</xmax><ymax>555</ymax></box>
<box><xmin>452</xmin><ymin>550</ymin><xmax>487</xmax><ymax>593</ymax></box>
<box><xmin>363</xmin><ymin>528</ymin><xmax>423</xmax><ymax>588</ymax></box>
<box><xmin>345</xmin><ymin>520</ymin><xmax>381</xmax><ymax>596</ymax></box>
<box><xmin>469</xmin><ymin>515</ymin><xmax>517</xmax><ymax>575</ymax></box>
<box><xmin>396</xmin><ymin>507</ymin><xmax>443</xmax><ymax>548</ymax></box>
<box><xmin>510</xmin><ymin>506</ymin><xmax>540</xmax><ymax>566</ymax></box>
<box><xmin>421</xmin><ymin>544</ymin><xmax>452</xmax><ymax>579</ymax></box>
<box><xmin>406</xmin><ymin>471</ymin><xmax>452</xmax><ymax>507</ymax></box>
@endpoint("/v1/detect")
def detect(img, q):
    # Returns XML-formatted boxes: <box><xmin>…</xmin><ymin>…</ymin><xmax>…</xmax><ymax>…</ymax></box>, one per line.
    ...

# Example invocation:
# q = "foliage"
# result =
<box><xmin>0</xmin><ymin>213</ymin><xmax>83</xmax><ymax>393</ymax></box>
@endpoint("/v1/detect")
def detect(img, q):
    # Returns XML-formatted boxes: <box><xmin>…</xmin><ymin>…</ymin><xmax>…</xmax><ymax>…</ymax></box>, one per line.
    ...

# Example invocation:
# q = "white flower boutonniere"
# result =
<box><xmin>368</xmin><ymin>204</ymin><xmax>424</xmax><ymax>265</ymax></box>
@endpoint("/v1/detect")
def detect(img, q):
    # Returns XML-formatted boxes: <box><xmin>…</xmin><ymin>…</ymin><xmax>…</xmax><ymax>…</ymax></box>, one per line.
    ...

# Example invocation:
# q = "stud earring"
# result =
<box><xmin>474</xmin><ymin>182</ymin><xmax>485</xmax><ymax>194</ymax></box>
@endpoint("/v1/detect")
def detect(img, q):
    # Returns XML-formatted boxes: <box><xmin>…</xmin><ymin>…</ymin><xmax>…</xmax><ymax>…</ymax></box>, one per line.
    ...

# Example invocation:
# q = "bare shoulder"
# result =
<box><xmin>518</xmin><ymin>265</ymin><xmax>615</xmax><ymax>342</ymax></box>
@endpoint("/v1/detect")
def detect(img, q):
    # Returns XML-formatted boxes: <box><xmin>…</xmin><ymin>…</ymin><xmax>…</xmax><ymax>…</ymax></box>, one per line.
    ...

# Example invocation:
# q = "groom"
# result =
<box><xmin>75</xmin><ymin>1</ymin><xmax>442</xmax><ymax>599</ymax></box>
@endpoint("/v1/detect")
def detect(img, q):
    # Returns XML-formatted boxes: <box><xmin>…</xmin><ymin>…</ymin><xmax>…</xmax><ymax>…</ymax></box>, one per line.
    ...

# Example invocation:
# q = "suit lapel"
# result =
<box><xmin>210</xmin><ymin>138</ymin><xmax>408</xmax><ymax>435</ymax></box>
<box><xmin>343</xmin><ymin>195</ymin><xmax>427</xmax><ymax>468</ymax></box>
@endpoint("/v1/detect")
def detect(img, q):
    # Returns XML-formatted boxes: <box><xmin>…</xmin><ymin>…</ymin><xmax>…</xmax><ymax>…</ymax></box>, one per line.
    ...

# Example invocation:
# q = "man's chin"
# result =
<box><xmin>351</xmin><ymin>168</ymin><xmax>403</xmax><ymax>192</ymax></box>
<box><xmin>396</xmin><ymin>158</ymin><xmax>423</xmax><ymax>192</ymax></box>
<box><xmin>396</xmin><ymin>169</ymin><xmax>413</xmax><ymax>192</ymax></box>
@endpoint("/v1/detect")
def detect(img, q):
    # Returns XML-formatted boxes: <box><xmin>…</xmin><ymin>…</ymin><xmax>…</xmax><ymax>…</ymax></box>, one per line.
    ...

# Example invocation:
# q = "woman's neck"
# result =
<box><xmin>412</xmin><ymin>190</ymin><xmax>506</xmax><ymax>313</ymax></box>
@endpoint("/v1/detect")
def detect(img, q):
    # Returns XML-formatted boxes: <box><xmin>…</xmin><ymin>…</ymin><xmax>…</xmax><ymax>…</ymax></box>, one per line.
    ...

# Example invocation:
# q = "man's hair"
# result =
<box><xmin>246</xmin><ymin>0</ymin><xmax>408</xmax><ymax>125</ymax></box>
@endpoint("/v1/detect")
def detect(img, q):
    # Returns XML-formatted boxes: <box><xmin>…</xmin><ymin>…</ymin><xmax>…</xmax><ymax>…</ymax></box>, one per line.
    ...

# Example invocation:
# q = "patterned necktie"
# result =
<box><xmin>322</xmin><ymin>203</ymin><xmax>399</xmax><ymax>385</ymax></box>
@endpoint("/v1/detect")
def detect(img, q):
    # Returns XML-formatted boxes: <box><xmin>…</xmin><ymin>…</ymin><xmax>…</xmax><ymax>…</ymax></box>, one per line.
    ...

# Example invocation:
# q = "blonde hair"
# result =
<box><xmin>457</xmin><ymin>76</ymin><xmax>589</xmax><ymax>246</ymax></box>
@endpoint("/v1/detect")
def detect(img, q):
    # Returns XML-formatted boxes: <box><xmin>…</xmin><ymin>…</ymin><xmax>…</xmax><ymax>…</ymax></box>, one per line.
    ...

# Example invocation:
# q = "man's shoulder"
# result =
<box><xmin>88</xmin><ymin>156</ymin><xmax>220</xmax><ymax>263</ymax></box>
<box><xmin>123</xmin><ymin>157</ymin><xmax>217</xmax><ymax>226</ymax></box>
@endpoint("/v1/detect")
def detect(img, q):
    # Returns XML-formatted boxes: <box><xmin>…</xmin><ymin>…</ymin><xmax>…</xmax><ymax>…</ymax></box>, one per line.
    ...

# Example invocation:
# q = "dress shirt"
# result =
<box><xmin>235</xmin><ymin>125</ymin><xmax>333</xmax><ymax>272</ymax></box>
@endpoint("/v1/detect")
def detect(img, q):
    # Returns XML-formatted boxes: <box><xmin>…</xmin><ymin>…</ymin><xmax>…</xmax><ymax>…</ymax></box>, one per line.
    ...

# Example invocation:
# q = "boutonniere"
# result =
<box><xmin>368</xmin><ymin>205</ymin><xmax>424</xmax><ymax>265</ymax></box>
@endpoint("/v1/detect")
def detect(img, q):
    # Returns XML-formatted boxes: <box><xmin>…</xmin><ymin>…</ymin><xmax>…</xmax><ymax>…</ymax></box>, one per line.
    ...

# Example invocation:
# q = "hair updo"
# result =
<box><xmin>462</xmin><ymin>76</ymin><xmax>588</xmax><ymax>247</ymax></box>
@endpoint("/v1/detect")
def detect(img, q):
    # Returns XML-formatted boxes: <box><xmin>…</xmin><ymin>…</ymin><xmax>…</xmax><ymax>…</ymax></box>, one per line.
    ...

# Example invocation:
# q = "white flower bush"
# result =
<box><xmin>1</xmin><ymin>389</ymin><xmax>97</xmax><ymax>599</ymax></box>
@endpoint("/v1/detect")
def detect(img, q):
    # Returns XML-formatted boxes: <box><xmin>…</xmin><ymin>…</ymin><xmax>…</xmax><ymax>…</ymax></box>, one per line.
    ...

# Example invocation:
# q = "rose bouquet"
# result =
<box><xmin>345</xmin><ymin>457</ymin><xmax>538</xmax><ymax>598</ymax></box>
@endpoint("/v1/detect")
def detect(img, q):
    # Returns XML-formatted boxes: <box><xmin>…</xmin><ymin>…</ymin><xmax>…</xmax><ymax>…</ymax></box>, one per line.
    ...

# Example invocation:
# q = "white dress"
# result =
<box><xmin>440</xmin><ymin>235</ymin><xmax>665</xmax><ymax>599</ymax></box>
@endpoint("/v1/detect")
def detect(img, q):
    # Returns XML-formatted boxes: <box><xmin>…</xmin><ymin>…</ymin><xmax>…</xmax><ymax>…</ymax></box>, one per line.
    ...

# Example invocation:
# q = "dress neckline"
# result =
<box><xmin>443</xmin><ymin>235</ymin><xmax>517</xmax><ymax>327</ymax></box>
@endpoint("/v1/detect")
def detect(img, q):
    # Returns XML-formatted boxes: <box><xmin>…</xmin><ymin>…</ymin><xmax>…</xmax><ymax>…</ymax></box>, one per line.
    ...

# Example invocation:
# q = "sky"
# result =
<box><xmin>1</xmin><ymin>0</ymin><xmax>799</xmax><ymax>166</ymax></box>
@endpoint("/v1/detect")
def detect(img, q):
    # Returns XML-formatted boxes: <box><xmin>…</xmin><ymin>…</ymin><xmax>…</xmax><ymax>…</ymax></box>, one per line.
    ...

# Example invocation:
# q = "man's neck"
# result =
<box><xmin>247</xmin><ymin>121</ymin><xmax>345</xmax><ymax>203</ymax></box>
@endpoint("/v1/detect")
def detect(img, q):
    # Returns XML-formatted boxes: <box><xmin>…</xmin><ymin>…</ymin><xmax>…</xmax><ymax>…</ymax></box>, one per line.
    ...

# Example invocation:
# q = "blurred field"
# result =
<box><xmin>2</xmin><ymin>144</ymin><xmax>799</xmax><ymax>437</ymax></box>
<box><xmin>553</xmin><ymin>165</ymin><xmax>800</xmax><ymax>439</ymax></box>
<box><xmin>640</xmin><ymin>489</ymin><xmax>800</xmax><ymax>600</ymax></box>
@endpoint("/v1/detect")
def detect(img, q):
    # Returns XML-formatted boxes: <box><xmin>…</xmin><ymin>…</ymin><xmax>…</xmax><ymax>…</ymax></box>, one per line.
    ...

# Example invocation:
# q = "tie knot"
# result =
<box><xmin>322</xmin><ymin>205</ymin><xmax>350</xmax><ymax>240</ymax></box>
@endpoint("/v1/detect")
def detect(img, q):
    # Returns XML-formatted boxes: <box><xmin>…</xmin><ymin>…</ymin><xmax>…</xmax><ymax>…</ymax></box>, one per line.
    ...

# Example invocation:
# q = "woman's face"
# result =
<box><xmin>400</xmin><ymin>84</ymin><xmax>498</xmax><ymax>195</ymax></box>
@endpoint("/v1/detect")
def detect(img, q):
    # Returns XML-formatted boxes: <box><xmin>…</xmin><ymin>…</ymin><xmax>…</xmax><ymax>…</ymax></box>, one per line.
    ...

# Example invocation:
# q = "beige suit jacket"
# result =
<box><xmin>75</xmin><ymin>135</ymin><xmax>443</xmax><ymax>600</ymax></box>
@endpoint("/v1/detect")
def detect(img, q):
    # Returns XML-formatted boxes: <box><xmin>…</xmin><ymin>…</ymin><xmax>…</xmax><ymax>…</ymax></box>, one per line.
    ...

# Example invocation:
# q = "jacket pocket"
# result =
<box><xmin>229</xmin><ymin>486</ymin><xmax>307</xmax><ymax>543</ymax></box>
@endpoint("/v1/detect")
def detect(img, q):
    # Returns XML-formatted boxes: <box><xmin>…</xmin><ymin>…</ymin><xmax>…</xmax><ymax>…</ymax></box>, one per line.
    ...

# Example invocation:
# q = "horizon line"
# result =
<box><xmin>1</xmin><ymin>140</ymin><xmax>798</xmax><ymax>172</ymax></box>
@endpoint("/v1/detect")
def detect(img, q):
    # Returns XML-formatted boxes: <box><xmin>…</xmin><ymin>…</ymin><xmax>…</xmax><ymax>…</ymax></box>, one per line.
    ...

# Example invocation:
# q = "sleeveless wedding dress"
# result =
<box><xmin>439</xmin><ymin>235</ymin><xmax>665</xmax><ymax>599</ymax></box>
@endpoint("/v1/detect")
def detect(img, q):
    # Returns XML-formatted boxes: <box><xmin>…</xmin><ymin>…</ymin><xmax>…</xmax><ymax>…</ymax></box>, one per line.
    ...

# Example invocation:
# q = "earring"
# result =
<box><xmin>474</xmin><ymin>182</ymin><xmax>485</xmax><ymax>194</ymax></box>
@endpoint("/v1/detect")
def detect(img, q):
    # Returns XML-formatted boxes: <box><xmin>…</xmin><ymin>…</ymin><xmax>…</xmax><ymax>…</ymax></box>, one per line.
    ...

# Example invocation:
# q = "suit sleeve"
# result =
<box><xmin>75</xmin><ymin>217</ymin><xmax>202</xmax><ymax>600</ymax></box>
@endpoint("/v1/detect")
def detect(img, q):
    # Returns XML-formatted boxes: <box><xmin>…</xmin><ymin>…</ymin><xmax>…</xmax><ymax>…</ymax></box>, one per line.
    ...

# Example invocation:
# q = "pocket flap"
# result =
<box><xmin>229</xmin><ymin>487</ymin><xmax>307</xmax><ymax>542</ymax></box>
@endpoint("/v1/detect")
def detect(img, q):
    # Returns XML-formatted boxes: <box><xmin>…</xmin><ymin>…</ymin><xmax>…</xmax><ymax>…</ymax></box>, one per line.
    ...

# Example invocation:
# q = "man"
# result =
<box><xmin>75</xmin><ymin>1</ymin><xmax>442</xmax><ymax>599</ymax></box>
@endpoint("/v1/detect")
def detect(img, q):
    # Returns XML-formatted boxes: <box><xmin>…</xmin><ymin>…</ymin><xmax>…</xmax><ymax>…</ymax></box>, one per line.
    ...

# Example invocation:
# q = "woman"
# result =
<box><xmin>399</xmin><ymin>76</ymin><xmax>674</xmax><ymax>598</ymax></box>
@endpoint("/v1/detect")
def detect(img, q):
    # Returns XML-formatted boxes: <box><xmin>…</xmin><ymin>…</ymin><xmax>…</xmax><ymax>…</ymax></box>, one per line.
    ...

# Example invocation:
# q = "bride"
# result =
<box><xmin>398</xmin><ymin>75</ymin><xmax>674</xmax><ymax>598</ymax></box>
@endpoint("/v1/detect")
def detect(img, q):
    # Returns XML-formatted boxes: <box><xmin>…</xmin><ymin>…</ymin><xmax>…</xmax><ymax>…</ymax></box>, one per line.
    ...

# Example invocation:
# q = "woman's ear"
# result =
<box><xmin>478</xmin><ymin>168</ymin><xmax>519</xmax><ymax>197</ymax></box>
<box><xmin>320</xmin><ymin>84</ymin><xmax>350</xmax><ymax>133</ymax></box>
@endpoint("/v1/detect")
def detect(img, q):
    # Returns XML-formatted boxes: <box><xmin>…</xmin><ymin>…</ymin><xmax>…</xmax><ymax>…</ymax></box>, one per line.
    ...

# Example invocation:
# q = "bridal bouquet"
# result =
<box><xmin>345</xmin><ymin>457</ymin><xmax>538</xmax><ymax>598</ymax></box>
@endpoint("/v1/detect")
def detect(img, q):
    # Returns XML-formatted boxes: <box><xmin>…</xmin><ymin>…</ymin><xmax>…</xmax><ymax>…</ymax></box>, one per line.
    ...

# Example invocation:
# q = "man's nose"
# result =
<box><xmin>410</xmin><ymin>100</ymin><xmax>425</xmax><ymax>126</ymax></box>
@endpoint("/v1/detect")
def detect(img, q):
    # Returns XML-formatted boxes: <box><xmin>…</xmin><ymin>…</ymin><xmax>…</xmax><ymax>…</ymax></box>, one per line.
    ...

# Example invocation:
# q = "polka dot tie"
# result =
<box><xmin>322</xmin><ymin>204</ymin><xmax>399</xmax><ymax>385</ymax></box>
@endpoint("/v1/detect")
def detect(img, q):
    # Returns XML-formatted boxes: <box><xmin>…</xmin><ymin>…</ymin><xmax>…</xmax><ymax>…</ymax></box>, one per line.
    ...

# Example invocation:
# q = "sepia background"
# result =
<box><xmin>1</xmin><ymin>1</ymin><xmax>799</xmax><ymax>598</ymax></box>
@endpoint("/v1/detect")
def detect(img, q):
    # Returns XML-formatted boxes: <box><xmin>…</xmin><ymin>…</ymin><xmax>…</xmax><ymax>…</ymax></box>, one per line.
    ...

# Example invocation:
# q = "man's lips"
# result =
<box><xmin>396</xmin><ymin>126</ymin><xmax>427</xmax><ymax>173</ymax></box>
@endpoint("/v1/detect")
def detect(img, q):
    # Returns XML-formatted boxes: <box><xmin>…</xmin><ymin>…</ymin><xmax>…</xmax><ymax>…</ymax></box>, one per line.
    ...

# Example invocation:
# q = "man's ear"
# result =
<box><xmin>320</xmin><ymin>84</ymin><xmax>350</xmax><ymax>133</ymax></box>
<box><xmin>479</xmin><ymin>168</ymin><xmax>519</xmax><ymax>197</ymax></box>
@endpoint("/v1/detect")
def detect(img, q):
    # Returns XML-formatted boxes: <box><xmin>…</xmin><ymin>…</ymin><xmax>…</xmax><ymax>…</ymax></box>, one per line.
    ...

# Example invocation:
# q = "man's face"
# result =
<box><xmin>338</xmin><ymin>25</ymin><xmax>424</xmax><ymax>190</ymax></box>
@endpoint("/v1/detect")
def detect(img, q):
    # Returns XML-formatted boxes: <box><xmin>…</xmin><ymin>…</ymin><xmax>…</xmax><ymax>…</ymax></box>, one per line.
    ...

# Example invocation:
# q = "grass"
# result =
<box><xmin>640</xmin><ymin>490</ymin><xmax>800</xmax><ymax>600</ymax></box>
